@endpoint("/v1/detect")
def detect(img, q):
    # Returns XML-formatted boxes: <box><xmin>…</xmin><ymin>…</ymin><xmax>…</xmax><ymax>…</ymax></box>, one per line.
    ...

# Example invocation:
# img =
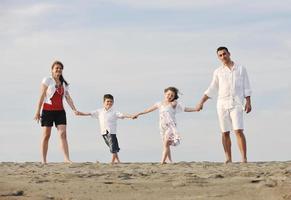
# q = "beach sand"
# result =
<box><xmin>1</xmin><ymin>161</ymin><xmax>291</xmax><ymax>200</ymax></box>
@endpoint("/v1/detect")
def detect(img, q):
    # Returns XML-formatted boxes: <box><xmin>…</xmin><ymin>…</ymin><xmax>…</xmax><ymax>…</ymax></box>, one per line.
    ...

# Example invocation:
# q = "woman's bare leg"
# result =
<box><xmin>41</xmin><ymin>127</ymin><xmax>52</xmax><ymax>164</ymax></box>
<box><xmin>57</xmin><ymin>125</ymin><xmax>72</xmax><ymax>163</ymax></box>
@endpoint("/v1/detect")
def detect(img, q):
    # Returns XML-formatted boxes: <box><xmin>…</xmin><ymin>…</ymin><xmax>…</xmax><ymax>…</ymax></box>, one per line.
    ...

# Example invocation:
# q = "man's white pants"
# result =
<box><xmin>217</xmin><ymin>104</ymin><xmax>244</xmax><ymax>132</ymax></box>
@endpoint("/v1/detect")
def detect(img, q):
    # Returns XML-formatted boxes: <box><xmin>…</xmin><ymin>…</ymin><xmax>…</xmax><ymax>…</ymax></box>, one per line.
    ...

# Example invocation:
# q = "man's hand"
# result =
<box><xmin>245</xmin><ymin>102</ymin><xmax>252</xmax><ymax>113</ymax></box>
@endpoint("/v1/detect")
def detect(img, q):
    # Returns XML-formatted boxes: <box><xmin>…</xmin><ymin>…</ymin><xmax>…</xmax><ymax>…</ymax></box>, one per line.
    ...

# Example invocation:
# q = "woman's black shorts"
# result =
<box><xmin>102</xmin><ymin>132</ymin><xmax>120</xmax><ymax>153</ymax></box>
<box><xmin>41</xmin><ymin>110</ymin><xmax>67</xmax><ymax>127</ymax></box>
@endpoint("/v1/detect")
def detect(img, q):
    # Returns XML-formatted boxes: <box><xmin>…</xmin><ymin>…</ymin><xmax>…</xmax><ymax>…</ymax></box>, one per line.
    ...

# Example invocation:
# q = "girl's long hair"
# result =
<box><xmin>51</xmin><ymin>61</ymin><xmax>68</xmax><ymax>86</ymax></box>
<box><xmin>164</xmin><ymin>86</ymin><xmax>179</xmax><ymax>101</ymax></box>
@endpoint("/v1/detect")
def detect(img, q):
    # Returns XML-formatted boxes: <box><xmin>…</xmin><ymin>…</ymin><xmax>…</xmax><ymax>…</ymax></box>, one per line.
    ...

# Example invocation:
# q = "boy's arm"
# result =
<box><xmin>121</xmin><ymin>114</ymin><xmax>135</xmax><ymax>119</ymax></box>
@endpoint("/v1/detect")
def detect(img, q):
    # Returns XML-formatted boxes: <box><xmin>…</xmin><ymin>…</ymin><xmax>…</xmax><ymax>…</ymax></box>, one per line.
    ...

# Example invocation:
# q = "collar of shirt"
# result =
<box><xmin>222</xmin><ymin>62</ymin><xmax>237</xmax><ymax>72</ymax></box>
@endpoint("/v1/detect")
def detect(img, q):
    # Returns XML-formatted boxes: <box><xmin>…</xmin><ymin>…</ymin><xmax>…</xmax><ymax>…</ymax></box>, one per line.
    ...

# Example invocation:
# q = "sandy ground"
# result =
<box><xmin>1</xmin><ymin>161</ymin><xmax>291</xmax><ymax>200</ymax></box>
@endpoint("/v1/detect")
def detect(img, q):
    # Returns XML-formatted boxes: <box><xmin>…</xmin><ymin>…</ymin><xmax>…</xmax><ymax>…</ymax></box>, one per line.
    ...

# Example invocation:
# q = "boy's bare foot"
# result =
<box><xmin>242</xmin><ymin>158</ymin><xmax>247</xmax><ymax>163</ymax></box>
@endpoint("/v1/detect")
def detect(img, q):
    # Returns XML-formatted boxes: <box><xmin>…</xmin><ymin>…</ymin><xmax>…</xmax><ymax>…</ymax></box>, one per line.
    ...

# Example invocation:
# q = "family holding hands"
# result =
<box><xmin>34</xmin><ymin>46</ymin><xmax>252</xmax><ymax>165</ymax></box>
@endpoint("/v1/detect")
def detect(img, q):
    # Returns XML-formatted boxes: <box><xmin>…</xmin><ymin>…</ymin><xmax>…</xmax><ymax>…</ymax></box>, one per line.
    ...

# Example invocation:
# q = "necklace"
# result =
<box><xmin>55</xmin><ymin>84</ymin><xmax>64</xmax><ymax>95</ymax></box>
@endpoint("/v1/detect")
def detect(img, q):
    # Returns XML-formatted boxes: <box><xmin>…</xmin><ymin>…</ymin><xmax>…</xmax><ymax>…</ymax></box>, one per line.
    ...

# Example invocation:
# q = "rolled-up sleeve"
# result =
<box><xmin>243</xmin><ymin>67</ymin><xmax>252</xmax><ymax>97</ymax></box>
<box><xmin>204</xmin><ymin>70</ymin><xmax>219</xmax><ymax>98</ymax></box>
<box><xmin>90</xmin><ymin>110</ymin><xmax>99</xmax><ymax>119</ymax></box>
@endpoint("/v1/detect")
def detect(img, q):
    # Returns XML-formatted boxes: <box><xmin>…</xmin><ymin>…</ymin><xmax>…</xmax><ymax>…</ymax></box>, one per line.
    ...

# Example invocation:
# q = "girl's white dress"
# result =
<box><xmin>155</xmin><ymin>101</ymin><xmax>185</xmax><ymax>146</ymax></box>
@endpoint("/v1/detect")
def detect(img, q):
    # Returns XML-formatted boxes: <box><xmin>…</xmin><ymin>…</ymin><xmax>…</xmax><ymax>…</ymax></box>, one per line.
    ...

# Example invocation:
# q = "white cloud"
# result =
<box><xmin>0</xmin><ymin>3</ymin><xmax>60</xmax><ymax>35</ymax></box>
<box><xmin>7</xmin><ymin>3</ymin><xmax>58</xmax><ymax>16</ymax></box>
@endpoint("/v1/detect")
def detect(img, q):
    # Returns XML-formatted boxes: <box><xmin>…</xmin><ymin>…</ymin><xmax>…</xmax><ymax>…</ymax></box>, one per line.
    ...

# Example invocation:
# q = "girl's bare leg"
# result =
<box><xmin>161</xmin><ymin>138</ymin><xmax>170</xmax><ymax>164</ymax></box>
<box><xmin>167</xmin><ymin>146</ymin><xmax>172</xmax><ymax>163</ymax></box>
<box><xmin>57</xmin><ymin>125</ymin><xmax>72</xmax><ymax>163</ymax></box>
<box><xmin>41</xmin><ymin>127</ymin><xmax>52</xmax><ymax>164</ymax></box>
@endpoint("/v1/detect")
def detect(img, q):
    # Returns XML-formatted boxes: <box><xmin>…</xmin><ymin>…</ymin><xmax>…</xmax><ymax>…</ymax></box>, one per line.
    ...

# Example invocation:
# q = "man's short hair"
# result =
<box><xmin>103</xmin><ymin>94</ymin><xmax>114</xmax><ymax>102</ymax></box>
<box><xmin>216</xmin><ymin>46</ymin><xmax>229</xmax><ymax>53</ymax></box>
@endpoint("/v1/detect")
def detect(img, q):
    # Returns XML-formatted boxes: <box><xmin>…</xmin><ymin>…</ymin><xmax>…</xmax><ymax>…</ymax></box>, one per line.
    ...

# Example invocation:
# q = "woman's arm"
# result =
<box><xmin>65</xmin><ymin>92</ymin><xmax>78</xmax><ymax>114</ymax></box>
<box><xmin>76</xmin><ymin>111</ymin><xmax>91</xmax><ymax>116</ymax></box>
<box><xmin>34</xmin><ymin>84</ymin><xmax>48</xmax><ymax>123</ymax></box>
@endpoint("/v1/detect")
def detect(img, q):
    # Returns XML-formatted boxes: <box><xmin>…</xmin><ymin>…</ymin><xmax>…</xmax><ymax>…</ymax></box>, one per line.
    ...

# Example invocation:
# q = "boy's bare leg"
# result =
<box><xmin>41</xmin><ymin>127</ymin><xmax>52</xmax><ymax>164</ymax></box>
<box><xmin>222</xmin><ymin>132</ymin><xmax>232</xmax><ymax>164</ymax></box>
<box><xmin>115</xmin><ymin>153</ymin><xmax>120</xmax><ymax>163</ymax></box>
<box><xmin>235</xmin><ymin>129</ymin><xmax>247</xmax><ymax>163</ymax></box>
<box><xmin>111</xmin><ymin>153</ymin><xmax>120</xmax><ymax>164</ymax></box>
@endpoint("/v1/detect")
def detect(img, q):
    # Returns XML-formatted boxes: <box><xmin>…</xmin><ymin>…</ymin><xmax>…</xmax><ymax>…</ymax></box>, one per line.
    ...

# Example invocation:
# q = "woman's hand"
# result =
<box><xmin>34</xmin><ymin>112</ymin><xmax>41</xmax><ymax>123</ymax></box>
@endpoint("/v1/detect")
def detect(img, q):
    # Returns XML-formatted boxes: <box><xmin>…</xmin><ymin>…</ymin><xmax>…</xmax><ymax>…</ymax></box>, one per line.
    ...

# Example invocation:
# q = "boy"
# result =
<box><xmin>76</xmin><ymin>94</ymin><xmax>133</xmax><ymax>164</ymax></box>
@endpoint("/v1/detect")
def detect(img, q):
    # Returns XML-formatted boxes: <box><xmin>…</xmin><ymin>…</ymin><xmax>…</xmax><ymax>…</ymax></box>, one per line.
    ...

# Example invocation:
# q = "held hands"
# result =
<box><xmin>74</xmin><ymin>110</ymin><xmax>81</xmax><ymax>115</ymax></box>
<box><xmin>194</xmin><ymin>102</ymin><xmax>204</xmax><ymax>112</ymax></box>
<box><xmin>132</xmin><ymin>113</ymin><xmax>139</xmax><ymax>119</ymax></box>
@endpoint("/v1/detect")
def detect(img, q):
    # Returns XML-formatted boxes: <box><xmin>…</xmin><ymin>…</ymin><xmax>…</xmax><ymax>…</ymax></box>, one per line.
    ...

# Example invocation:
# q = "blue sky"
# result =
<box><xmin>1</xmin><ymin>0</ymin><xmax>291</xmax><ymax>163</ymax></box>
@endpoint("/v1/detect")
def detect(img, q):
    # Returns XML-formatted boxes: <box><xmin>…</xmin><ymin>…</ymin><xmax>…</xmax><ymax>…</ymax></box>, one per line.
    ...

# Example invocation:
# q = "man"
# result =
<box><xmin>196</xmin><ymin>47</ymin><xmax>252</xmax><ymax>163</ymax></box>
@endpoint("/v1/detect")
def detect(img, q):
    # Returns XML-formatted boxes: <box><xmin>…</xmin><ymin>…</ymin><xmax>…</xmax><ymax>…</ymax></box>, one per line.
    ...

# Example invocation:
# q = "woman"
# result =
<box><xmin>34</xmin><ymin>61</ymin><xmax>78</xmax><ymax>164</ymax></box>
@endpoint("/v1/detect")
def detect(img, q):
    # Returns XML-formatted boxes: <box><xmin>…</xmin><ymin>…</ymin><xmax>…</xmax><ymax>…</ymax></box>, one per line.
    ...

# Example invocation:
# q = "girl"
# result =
<box><xmin>34</xmin><ymin>61</ymin><xmax>78</xmax><ymax>164</ymax></box>
<box><xmin>133</xmin><ymin>87</ymin><xmax>198</xmax><ymax>164</ymax></box>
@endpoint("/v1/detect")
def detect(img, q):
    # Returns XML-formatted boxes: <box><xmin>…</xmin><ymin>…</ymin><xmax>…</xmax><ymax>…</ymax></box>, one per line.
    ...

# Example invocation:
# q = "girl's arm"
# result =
<box><xmin>184</xmin><ymin>107</ymin><xmax>199</xmax><ymax>112</ymax></box>
<box><xmin>133</xmin><ymin>105</ymin><xmax>158</xmax><ymax>119</ymax></box>
<box><xmin>34</xmin><ymin>84</ymin><xmax>48</xmax><ymax>123</ymax></box>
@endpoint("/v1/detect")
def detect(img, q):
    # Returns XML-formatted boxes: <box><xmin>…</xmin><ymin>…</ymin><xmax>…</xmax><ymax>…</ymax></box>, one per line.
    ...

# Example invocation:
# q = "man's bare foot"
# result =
<box><xmin>241</xmin><ymin>158</ymin><xmax>247</xmax><ymax>163</ymax></box>
<box><xmin>41</xmin><ymin>161</ymin><xmax>47</xmax><ymax>165</ymax></box>
<box><xmin>64</xmin><ymin>160</ymin><xmax>73</xmax><ymax>164</ymax></box>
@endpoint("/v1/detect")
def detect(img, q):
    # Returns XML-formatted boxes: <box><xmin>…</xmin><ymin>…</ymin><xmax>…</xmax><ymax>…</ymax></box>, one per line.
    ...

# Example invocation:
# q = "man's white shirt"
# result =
<box><xmin>204</xmin><ymin>63</ymin><xmax>252</xmax><ymax>109</ymax></box>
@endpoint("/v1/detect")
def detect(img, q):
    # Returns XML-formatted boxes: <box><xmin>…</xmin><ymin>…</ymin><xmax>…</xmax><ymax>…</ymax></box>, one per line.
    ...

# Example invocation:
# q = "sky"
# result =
<box><xmin>1</xmin><ymin>0</ymin><xmax>291</xmax><ymax>163</ymax></box>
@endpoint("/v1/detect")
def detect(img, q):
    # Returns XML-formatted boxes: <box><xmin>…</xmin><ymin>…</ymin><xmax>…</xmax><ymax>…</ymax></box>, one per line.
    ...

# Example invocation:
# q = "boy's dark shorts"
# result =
<box><xmin>102</xmin><ymin>131</ymin><xmax>120</xmax><ymax>153</ymax></box>
<box><xmin>41</xmin><ymin>110</ymin><xmax>67</xmax><ymax>127</ymax></box>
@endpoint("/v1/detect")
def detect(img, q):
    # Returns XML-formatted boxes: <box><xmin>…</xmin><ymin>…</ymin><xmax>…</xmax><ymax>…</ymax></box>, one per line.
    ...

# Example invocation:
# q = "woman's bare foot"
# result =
<box><xmin>224</xmin><ymin>159</ymin><xmax>232</xmax><ymax>164</ymax></box>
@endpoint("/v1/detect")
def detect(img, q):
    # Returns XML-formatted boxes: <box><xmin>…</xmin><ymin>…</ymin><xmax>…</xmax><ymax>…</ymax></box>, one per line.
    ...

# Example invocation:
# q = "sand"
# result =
<box><xmin>1</xmin><ymin>161</ymin><xmax>291</xmax><ymax>200</ymax></box>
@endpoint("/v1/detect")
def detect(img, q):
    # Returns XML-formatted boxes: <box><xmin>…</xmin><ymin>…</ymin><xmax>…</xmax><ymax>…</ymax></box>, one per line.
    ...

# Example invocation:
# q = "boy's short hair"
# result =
<box><xmin>216</xmin><ymin>46</ymin><xmax>229</xmax><ymax>53</ymax></box>
<box><xmin>103</xmin><ymin>94</ymin><xmax>114</xmax><ymax>102</ymax></box>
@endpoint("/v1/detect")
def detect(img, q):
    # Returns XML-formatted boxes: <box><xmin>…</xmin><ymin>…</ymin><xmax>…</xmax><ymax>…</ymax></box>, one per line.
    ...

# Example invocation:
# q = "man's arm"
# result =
<box><xmin>245</xmin><ymin>96</ymin><xmax>252</xmax><ymax>113</ymax></box>
<box><xmin>195</xmin><ymin>70</ymin><xmax>218</xmax><ymax>111</ymax></box>
<box><xmin>195</xmin><ymin>95</ymin><xmax>210</xmax><ymax>111</ymax></box>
